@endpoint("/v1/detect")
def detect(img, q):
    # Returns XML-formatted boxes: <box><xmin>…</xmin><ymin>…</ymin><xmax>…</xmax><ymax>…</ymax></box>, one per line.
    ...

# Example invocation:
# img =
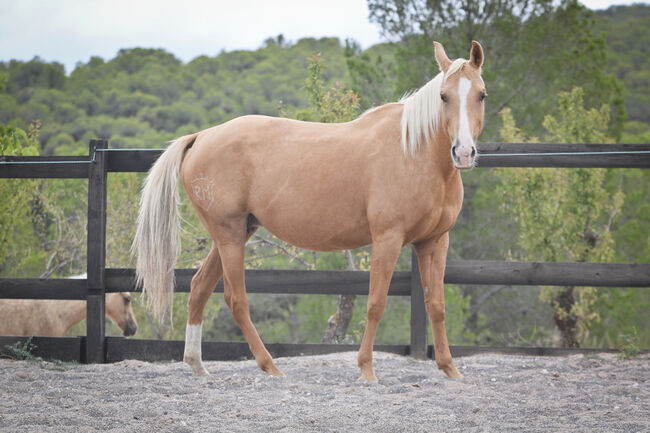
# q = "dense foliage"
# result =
<box><xmin>594</xmin><ymin>4</ymin><xmax>650</xmax><ymax>144</ymax></box>
<box><xmin>368</xmin><ymin>0</ymin><xmax>626</xmax><ymax>139</ymax></box>
<box><xmin>0</xmin><ymin>4</ymin><xmax>647</xmax><ymax>349</ymax></box>
<box><xmin>497</xmin><ymin>88</ymin><xmax>621</xmax><ymax>347</ymax></box>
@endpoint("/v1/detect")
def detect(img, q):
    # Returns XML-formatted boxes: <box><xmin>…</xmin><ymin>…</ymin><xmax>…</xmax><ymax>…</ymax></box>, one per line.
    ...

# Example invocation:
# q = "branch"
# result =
<box><xmin>606</xmin><ymin>173</ymin><xmax>624</xmax><ymax>232</ymax></box>
<box><xmin>470</xmin><ymin>285</ymin><xmax>507</xmax><ymax>315</ymax></box>
<box><xmin>40</xmin><ymin>255</ymin><xmax>77</xmax><ymax>279</ymax></box>
<box><xmin>145</xmin><ymin>308</ymin><xmax>165</xmax><ymax>340</ymax></box>
<box><xmin>245</xmin><ymin>253</ymin><xmax>284</xmax><ymax>264</ymax></box>
<box><xmin>488</xmin><ymin>61</ymin><xmax>538</xmax><ymax>117</ymax></box>
<box><xmin>252</xmin><ymin>234</ymin><xmax>314</xmax><ymax>269</ymax></box>
<box><xmin>40</xmin><ymin>251</ymin><xmax>59</xmax><ymax>278</ymax></box>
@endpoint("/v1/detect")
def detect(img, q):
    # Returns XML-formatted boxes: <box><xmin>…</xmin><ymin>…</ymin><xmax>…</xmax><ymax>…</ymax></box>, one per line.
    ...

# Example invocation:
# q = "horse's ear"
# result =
<box><xmin>470</xmin><ymin>40</ymin><xmax>484</xmax><ymax>69</ymax></box>
<box><xmin>433</xmin><ymin>41</ymin><xmax>452</xmax><ymax>74</ymax></box>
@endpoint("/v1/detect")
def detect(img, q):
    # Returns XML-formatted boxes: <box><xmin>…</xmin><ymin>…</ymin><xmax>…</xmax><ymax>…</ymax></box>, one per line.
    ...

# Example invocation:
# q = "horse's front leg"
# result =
<box><xmin>357</xmin><ymin>233</ymin><xmax>403</xmax><ymax>381</ymax></box>
<box><xmin>184</xmin><ymin>243</ymin><xmax>222</xmax><ymax>376</ymax></box>
<box><xmin>414</xmin><ymin>233</ymin><xmax>462</xmax><ymax>378</ymax></box>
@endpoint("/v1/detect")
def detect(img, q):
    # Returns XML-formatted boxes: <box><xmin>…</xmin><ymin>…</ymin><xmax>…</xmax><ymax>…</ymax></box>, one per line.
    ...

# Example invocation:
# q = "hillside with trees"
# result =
<box><xmin>0</xmin><ymin>2</ymin><xmax>647</xmax><ymax>350</ymax></box>
<box><xmin>0</xmin><ymin>37</ymin><xmax>351</xmax><ymax>155</ymax></box>
<box><xmin>595</xmin><ymin>3</ymin><xmax>650</xmax><ymax>143</ymax></box>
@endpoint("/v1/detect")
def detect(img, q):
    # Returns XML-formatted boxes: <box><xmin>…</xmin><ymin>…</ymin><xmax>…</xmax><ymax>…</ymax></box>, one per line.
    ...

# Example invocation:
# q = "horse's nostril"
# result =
<box><xmin>471</xmin><ymin>148</ymin><xmax>476</xmax><ymax>158</ymax></box>
<box><xmin>123</xmin><ymin>322</ymin><xmax>138</xmax><ymax>337</ymax></box>
<box><xmin>451</xmin><ymin>146</ymin><xmax>457</xmax><ymax>157</ymax></box>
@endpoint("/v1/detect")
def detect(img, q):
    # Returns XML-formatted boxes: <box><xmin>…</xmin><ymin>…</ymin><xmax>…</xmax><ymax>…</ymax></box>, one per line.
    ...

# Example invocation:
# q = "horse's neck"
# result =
<box><xmin>50</xmin><ymin>300</ymin><xmax>87</xmax><ymax>334</ymax></box>
<box><xmin>421</xmin><ymin>128</ymin><xmax>457</xmax><ymax>181</ymax></box>
<box><xmin>366</xmin><ymin>103</ymin><xmax>457</xmax><ymax>180</ymax></box>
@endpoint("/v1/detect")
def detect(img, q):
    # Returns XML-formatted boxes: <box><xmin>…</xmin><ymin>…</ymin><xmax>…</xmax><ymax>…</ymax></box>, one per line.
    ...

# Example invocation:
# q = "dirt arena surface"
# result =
<box><xmin>0</xmin><ymin>351</ymin><xmax>647</xmax><ymax>432</ymax></box>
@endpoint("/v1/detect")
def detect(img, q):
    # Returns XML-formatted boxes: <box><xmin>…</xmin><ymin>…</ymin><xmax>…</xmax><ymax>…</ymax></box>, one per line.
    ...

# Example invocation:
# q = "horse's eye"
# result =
<box><xmin>440</xmin><ymin>93</ymin><xmax>448</xmax><ymax>103</ymax></box>
<box><xmin>479</xmin><ymin>92</ymin><xmax>487</xmax><ymax>102</ymax></box>
<box><xmin>124</xmin><ymin>297</ymin><xmax>131</xmax><ymax>305</ymax></box>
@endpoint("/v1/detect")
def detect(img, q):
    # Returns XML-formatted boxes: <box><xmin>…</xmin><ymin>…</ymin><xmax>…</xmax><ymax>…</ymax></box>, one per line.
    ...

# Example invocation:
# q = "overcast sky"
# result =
<box><xmin>0</xmin><ymin>0</ymin><xmax>643</xmax><ymax>74</ymax></box>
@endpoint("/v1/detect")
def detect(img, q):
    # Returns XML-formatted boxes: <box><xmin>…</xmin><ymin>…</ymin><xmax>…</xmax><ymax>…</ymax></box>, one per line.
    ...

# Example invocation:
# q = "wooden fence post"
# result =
<box><xmin>410</xmin><ymin>248</ymin><xmax>428</xmax><ymax>359</ymax></box>
<box><xmin>86</xmin><ymin>139</ymin><xmax>108</xmax><ymax>363</ymax></box>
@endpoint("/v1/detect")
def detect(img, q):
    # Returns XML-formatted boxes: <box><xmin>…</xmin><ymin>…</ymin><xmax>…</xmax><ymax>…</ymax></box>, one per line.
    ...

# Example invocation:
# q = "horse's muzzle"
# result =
<box><xmin>451</xmin><ymin>143</ymin><xmax>477</xmax><ymax>169</ymax></box>
<box><xmin>122</xmin><ymin>321</ymin><xmax>138</xmax><ymax>337</ymax></box>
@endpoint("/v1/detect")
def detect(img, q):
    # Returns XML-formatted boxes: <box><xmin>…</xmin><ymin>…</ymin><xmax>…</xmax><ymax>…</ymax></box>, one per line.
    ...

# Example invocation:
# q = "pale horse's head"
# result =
<box><xmin>106</xmin><ymin>292</ymin><xmax>138</xmax><ymax>337</ymax></box>
<box><xmin>435</xmin><ymin>40</ymin><xmax>486</xmax><ymax>169</ymax></box>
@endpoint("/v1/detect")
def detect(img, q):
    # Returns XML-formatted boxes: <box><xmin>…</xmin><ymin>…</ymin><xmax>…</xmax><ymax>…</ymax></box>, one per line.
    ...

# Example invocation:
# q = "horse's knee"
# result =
<box><xmin>426</xmin><ymin>300</ymin><xmax>445</xmax><ymax>323</ymax></box>
<box><xmin>366</xmin><ymin>299</ymin><xmax>386</xmax><ymax>323</ymax></box>
<box><xmin>227</xmin><ymin>295</ymin><xmax>250</xmax><ymax>322</ymax></box>
<box><xmin>223</xmin><ymin>292</ymin><xmax>233</xmax><ymax>310</ymax></box>
<box><xmin>231</xmin><ymin>298</ymin><xmax>249</xmax><ymax>318</ymax></box>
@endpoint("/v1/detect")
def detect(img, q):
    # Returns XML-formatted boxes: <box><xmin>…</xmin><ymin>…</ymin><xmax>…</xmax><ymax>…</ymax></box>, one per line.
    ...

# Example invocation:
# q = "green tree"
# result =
<box><xmin>343</xmin><ymin>39</ymin><xmax>395</xmax><ymax>110</ymax></box>
<box><xmin>595</xmin><ymin>4</ymin><xmax>650</xmax><ymax>125</ymax></box>
<box><xmin>4</xmin><ymin>58</ymin><xmax>65</xmax><ymax>95</ymax></box>
<box><xmin>0</xmin><ymin>121</ymin><xmax>41</xmax><ymax>276</ymax></box>
<box><xmin>288</xmin><ymin>52</ymin><xmax>360</xmax><ymax>123</ymax></box>
<box><xmin>367</xmin><ymin>0</ymin><xmax>625</xmax><ymax>139</ymax></box>
<box><xmin>495</xmin><ymin>87</ymin><xmax>622</xmax><ymax>347</ymax></box>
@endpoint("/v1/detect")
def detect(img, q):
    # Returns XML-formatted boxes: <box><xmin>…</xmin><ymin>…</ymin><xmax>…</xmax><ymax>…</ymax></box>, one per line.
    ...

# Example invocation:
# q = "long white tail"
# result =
<box><xmin>133</xmin><ymin>134</ymin><xmax>197</xmax><ymax>322</ymax></box>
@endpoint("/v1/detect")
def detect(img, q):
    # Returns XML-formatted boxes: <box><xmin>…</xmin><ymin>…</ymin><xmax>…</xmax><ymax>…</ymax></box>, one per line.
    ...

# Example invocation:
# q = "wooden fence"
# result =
<box><xmin>1</xmin><ymin>140</ymin><xmax>649</xmax><ymax>363</ymax></box>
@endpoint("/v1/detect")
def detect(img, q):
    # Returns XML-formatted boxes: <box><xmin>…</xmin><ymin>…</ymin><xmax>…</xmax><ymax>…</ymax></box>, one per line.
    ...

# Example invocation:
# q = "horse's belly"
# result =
<box><xmin>279</xmin><ymin>232</ymin><xmax>371</xmax><ymax>252</ymax></box>
<box><xmin>249</xmin><ymin>168</ymin><xmax>372</xmax><ymax>251</ymax></box>
<box><xmin>253</xmin><ymin>205</ymin><xmax>372</xmax><ymax>252</ymax></box>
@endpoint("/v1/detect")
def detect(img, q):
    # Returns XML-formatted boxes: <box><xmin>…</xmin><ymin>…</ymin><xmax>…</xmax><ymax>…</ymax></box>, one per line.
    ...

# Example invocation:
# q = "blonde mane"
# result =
<box><xmin>400</xmin><ymin>58</ymin><xmax>467</xmax><ymax>156</ymax></box>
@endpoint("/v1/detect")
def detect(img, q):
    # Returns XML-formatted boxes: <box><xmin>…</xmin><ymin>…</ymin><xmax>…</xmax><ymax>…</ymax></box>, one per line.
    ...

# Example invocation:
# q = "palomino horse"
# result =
<box><xmin>134</xmin><ymin>41</ymin><xmax>486</xmax><ymax>380</ymax></box>
<box><xmin>0</xmin><ymin>292</ymin><xmax>138</xmax><ymax>337</ymax></box>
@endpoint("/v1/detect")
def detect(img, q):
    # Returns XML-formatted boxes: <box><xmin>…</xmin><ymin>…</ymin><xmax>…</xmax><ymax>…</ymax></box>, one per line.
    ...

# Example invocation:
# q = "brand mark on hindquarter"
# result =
<box><xmin>191</xmin><ymin>172</ymin><xmax>215</xmax><ymax>211</ymax></box>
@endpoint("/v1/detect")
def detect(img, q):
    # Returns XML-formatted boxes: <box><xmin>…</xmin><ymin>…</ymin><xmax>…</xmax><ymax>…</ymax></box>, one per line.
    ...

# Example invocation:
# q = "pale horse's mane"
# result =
<box><xmin>399</xmin><ymin>58</ymin><xmax>468</xmax><ymax>156</ymax></box>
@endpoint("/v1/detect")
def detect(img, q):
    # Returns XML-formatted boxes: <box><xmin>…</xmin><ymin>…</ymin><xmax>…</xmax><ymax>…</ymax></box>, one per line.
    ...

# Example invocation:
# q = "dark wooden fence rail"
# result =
<box><xmin>1</xmin><ymin>141</ymin><xmax>649</xmax><ymax>363</ymax></box>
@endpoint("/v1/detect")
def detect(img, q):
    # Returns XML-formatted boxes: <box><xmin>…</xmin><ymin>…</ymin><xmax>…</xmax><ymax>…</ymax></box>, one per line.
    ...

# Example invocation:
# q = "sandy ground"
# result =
<box><xmin>0</xmin><ymin>351</ymin><xmax>648</xmax><ymax>433</ymax></box>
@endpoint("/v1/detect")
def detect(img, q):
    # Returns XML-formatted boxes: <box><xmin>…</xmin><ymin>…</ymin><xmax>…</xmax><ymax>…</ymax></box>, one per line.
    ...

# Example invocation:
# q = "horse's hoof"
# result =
<box><xmin>441</xmin><ymin>364</ymin><xmax>463</xmax><ymax>379</ymax></box>
<box><xmin>358</xmin><ymin>375</ymin><xmax>379</xmax><ymax>383</ymax></box>
<box><xmin>264</xmin><ymin>365</ymin><xmax>285</xmax><ymax>377</ymax></box>
<box><xmin>358</xmin><ymin>368</ymin><xmax>378</xmax><ymax>382</ymax></box>
<box><xmin>184</xmin><ymin>356</ymin><xmax>209</xmax><ymax>377</ymax></box>
<box><xmin>193</xmin><ymin>367</ymin><xmax>209</xmax><ymax>377</ymax></box>
<box><xmin>189</xmin><ymin>364</ymin><xmax>209</xmax><ymax>377</ymax></box>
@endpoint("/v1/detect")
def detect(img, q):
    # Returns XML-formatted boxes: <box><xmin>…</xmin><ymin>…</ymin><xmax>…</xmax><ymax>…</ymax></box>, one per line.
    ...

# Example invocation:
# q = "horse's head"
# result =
<box><xmin>434</xmin><ymin>41</ymin><xmax>486</xmax><ymax>169</ymax></box>
<box><xmin>106</xmin><ymin>292</ymin><xmax>138</xmax><ymax>337</ymax></box>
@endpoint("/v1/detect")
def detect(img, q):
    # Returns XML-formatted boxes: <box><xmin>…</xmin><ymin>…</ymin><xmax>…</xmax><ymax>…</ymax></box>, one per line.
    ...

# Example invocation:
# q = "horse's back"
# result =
<box><xmin>0</xmin><ymin>300</ymin><xmax>63</xmax><ymax>336</ymax></box>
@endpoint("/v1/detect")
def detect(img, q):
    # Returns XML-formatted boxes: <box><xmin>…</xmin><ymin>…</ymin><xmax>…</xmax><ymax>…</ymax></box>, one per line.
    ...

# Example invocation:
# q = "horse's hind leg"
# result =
<box><xmin>184</xmin><ymin>243</ymin><xmax>222</xmax><ymax>376</ymax></box>
<box><xmin>216</xmin><ymin>222</ymin><xmax>284</xmax><ymax>377</ymax></box>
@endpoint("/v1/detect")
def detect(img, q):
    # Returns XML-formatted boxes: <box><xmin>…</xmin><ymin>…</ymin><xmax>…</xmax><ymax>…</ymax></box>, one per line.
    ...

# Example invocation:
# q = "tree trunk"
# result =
<box><xmin>553</xmin><ymin>286</ymin><xmax>579</xmax><ymax>348</ymax></box>
<box><xmin>322</xmin><ymin>250</ymin><xmax>357</xmax><ymax>343</ymax></box>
